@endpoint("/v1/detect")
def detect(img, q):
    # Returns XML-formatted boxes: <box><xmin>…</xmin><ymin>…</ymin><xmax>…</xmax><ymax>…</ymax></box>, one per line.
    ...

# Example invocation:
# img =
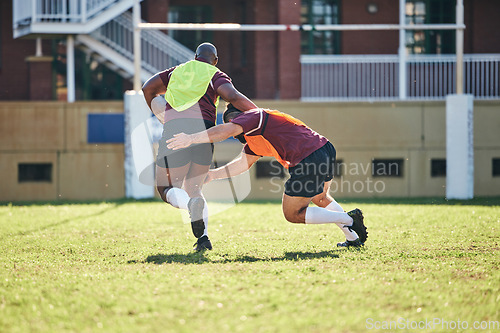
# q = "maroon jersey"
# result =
<box><xmin>158</xmin><ymin>59</ymin><xmax>231</xmax><ymax>124</ymax></box>
<box><xmin>231</xmin><ymin>109</ymin><xmax>329</xmax><ymax>167</ymax></box>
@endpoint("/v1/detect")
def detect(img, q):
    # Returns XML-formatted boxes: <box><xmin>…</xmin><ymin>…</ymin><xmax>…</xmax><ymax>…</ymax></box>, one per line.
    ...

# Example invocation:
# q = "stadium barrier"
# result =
<box><xmin>1</xmin><ymin>100</ymin><xmax>500</xmax><ymax>202</ymax></box>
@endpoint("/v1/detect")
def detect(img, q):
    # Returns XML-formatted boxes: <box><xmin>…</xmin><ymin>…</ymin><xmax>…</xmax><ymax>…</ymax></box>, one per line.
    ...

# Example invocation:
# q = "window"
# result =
<box><xmin>168</xmin><ymin>6</ymin><xmax>213</xmax><ymax>51</ymax></box>
<box><xmin>405</xmin><ymin>0</ymin><xmax>455</xmax><ymax>54</ymax></box>
<box><xmin>431</xmin><ymin>159</ymin><xmax>446</xmax><ymax>177</ymax></box>
<box><xmin>493</xmin><ymin>158</ymin><xmax>500</xmax><ymax>177</ymax></box>
<box><xmin>52</xmin><ymin>40</ymin><xmax>124</xmax><ymax>101</ymax></box>
<box><xmin>256</xmin><ymin>161</ymin><xmax>285</xmax><ymax>179</ymax></box>
<box><xmin>372</xmin><ymin>159</ymin><xmax>404</xmax><ymax>177</ymax></box>
<box><xmin>18</xmin><ymin>163</ymin><xmax>53</xmax><ymax>183</ymax></box>
<box><xmin>301</xmin><ymin>0</ymin><xmax>340</xmax><ymax>54</ymax></box>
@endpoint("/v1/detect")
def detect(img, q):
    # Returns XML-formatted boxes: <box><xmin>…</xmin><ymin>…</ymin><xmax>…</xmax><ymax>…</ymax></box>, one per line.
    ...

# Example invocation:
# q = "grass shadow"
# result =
<box><xmin>129</xmin><ymin>250</ymin><xmax>344</xmax><ymax>265</ymax></box>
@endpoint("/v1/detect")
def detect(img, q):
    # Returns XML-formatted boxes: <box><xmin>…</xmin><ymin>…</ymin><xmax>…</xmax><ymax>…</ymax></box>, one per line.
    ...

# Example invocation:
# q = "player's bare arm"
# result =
<box><xmin>166</xmin><ymin>123</ymin><xmax>244</xmax><ymax>150</ymax></box>
<box><xmin>206</xmin><ymin>153</ymin><xmax>260</xmax><ymax>183</ymax></box>
<box><xmin>142</xmin><ymin>74</ymin><xmax>166</xmax><ymax>109</ymax></box>
<box><xmin>217</xmin><ymin>82</ymin><xmax>257</xmax><ymax>111</ymax></box>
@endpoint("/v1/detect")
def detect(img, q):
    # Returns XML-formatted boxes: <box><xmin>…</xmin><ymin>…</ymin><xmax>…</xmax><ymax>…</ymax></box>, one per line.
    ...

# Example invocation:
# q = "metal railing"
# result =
<box><xmin>90</xmin><ymin>12</ymin><xmax>193</xmax><ymax>74</ymax></box>
<box><xmin>13</xmin><ymin>0</ymin><xmax>118</xmax><ymax>26</ymax></box>
<box><xmin>301</xmin><ymin>54</ymin><xmax>500</xmax><ymax>101</ymax></box>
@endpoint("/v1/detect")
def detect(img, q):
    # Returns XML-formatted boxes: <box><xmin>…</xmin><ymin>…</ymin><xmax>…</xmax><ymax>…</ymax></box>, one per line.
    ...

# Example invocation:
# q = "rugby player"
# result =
<box><xmin>166</xmin><ymin>104</ymin><xmax>368</xmax><ymax>247</ymax></box>
<box><xmin>142</xmin><ymin>43</ymin><xmax>257</xmax><ymax>251</ymax></box>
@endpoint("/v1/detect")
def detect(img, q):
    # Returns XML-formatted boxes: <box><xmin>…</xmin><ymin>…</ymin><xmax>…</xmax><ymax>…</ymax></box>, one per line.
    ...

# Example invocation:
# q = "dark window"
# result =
<box><xmin>405</xmin><ymin>0</ymin><xmax>455</xmax><ymax>54</ymax></box>
<box><xmin>334</xmin><ymin>159</ymin><xmax>344</xmax><ymax>177</ymax></box>
<box><xmin>431</xmin><ymin>159</ymin><xmax>446</xmax><ymax>177</ymax></box>
<box><xmin>372</xmin><ymin>159</ymin><xmax>404</xmax><ymax>177</ymax></box>
<box><xmin>168</xmin><ymin>6</ymin><xmax>213</xmax><ymax>51</ymax></box>
<box><xmin>18</xmin><ymin>163</ymin><xmax>53</xmax><ymax>183</ymax></box>
<box><xmin>256</xmin><ymin>160</ymin><xmax>285</xmax><ymax>179</ymax></box>
<box><xmin>493</xmin><ymin>158</ymin><xmax>500</xmax><ymax>177</ymax></box>
<box><xmin>52</xmin><ymin>40</ymin><xmax>124</xmax><ymax>101</ymax></box>
<box><xmin>301</xmin><ymin>0</ymin><xmax>340</xmax><ymax>54</ymax></box>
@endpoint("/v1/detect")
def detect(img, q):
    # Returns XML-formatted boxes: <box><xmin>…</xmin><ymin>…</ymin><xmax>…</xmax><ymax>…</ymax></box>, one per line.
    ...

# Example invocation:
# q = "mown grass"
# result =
<box><xmin>0</xmin><ymin>198</ymin><xmax>499</xmax><ymax>332</ymax></box>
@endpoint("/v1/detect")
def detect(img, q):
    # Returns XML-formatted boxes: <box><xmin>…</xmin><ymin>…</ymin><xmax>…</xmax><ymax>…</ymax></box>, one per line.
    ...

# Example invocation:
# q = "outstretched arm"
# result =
<box><xmin>217</xmin><ymin>82</ymin><xmax>257</xmax><ymax>111</ymax></box>
<box><xmin>207</xmin><ymin>153</ymin><xmax>261</xmax><ymax>182</ymax></box>
<box><xmin>166</xmin><ymin>123</ymin><xmax>244</xmax><ymax>150</ymax></box>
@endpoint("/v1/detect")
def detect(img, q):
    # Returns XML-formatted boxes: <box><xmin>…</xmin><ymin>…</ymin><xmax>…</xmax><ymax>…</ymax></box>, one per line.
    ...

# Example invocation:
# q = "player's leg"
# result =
<box><xmin>282</xmin><ymin>180</ymin><xmax>353</xmax><ymax>225</ymax></box>
<box><xmin>184</xmin><ymin>162</ymin><xmax>210</xmax><ymax>239</ymax></box>
<box><xmin>311</xmin><ymin>180</ymin><xmax>345</xmax><ymax>212</ymax></box>
<box><xmin>311</xmin><ymin>180</ymin><xmax>359</xmax><ymax>242</ymax></box>
<box><xmin>156</xmin><ymin>163</ymin><xmax>190</xmax><ymax>209</ymax></box>
<box><xmin>283</xmin><ymin>144</ymin><xmax>353</xmax><ymax>225</ymax></box>
<box><xmin>182</xmin><ymin>141</ymin><xmax>214</xmax><ymax>251</ymax></box>
<box><xmin>156</xmin><ymin>118</ymin><xmax>195</xmax><ymax>209</ymax></box>
<box><xmin>314</xmin><ymin>143</ymin><xmax>367</xmax><ymax>246</ymax></box>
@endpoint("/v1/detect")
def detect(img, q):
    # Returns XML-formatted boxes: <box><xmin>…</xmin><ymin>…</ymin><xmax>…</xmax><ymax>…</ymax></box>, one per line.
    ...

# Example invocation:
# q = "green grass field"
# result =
<box><xmin>1</xmin><ymin>198</ymin><xmax>499</xmax><ymax>332</ymax></box>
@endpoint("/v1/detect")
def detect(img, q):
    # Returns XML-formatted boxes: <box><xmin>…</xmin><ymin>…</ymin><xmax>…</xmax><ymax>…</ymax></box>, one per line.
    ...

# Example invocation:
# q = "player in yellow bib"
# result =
<box><xmin>142</xmin><ymin>43</ymin><xmax>257</xmax><ymax>251</ymax></box>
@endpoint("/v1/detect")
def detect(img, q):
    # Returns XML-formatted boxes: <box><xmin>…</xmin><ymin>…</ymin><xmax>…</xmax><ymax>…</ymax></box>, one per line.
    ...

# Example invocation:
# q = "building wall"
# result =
<box><xmin>2</xmin><ymin>0</ymin><xmax>500</xmax><ymax>102</ymax></box>
<box><xmin>341</xmin><ymin>0</ymin><xmax>399</xmax><ymax>54</ymax></box>
<box><xmin>0</xmin><ymin>1</ymin><xmax>53</xmax><ymax>101</ymax></box>
<box><xmin>248</xmin><ymin>100</ymin><xmax>500</xmax><ymax>199</ymax></box>
<box><xmin>0</xmin><ymin>102</ymin><xmax>124</xmax><ymax>202</ymax></box>
<box><xmin>465</xmin><ymin>0</ymin><xmax>500</xmax><ymax>53</ymax></box>
<box><xmin>1</xmin><ymin>100</ymin><xmax>499</xmax><ymax>202</ymax></box>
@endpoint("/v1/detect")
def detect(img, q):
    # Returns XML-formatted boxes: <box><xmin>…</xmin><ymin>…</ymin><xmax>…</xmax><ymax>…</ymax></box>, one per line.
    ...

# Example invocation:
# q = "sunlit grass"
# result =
<box><xmin>1</xmin><ymin>198</ymin><xmax>499</xmax><ymax>332</ymax></box>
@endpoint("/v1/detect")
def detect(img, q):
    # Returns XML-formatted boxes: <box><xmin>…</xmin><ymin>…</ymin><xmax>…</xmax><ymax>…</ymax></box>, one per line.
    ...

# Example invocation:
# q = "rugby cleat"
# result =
<box><xmin>193</xmin><ymin>235</ymin><xmax>212</xmax><ymax>252</ymax></box>
<box><xmin>337</xmin><ymin>238</ymin><xmax>363</xmax><ymax>248</ymax></box>
<box><xmin>345</xmin><ymin>208</ymin><xmax>368</xmax><ymax>244</ymax></box>
<box><xmin>188</xmin><ymin>197</ymin><xmax>205</xmax><ymax>238</ymax></box>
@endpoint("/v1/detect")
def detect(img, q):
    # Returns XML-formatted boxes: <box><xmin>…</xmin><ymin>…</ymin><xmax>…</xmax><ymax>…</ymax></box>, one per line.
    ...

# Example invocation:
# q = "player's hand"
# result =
<box><xmin>166</xmin><ymin>133</ymin><xmax>193</xmax><ymax>150</ymax></box>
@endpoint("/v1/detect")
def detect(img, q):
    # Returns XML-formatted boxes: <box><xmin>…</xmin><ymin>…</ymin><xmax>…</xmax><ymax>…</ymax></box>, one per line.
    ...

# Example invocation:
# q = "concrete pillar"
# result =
<box><xmin>253</xmin><ymin>0</ymin><xmax>278</xmax><ymax>99</ymax></box>
<box><xmin>26</xmin><ymin>56</ymin><xmax>53</xmax><ymax>100</ymax></box>
<box><xmin>277</xmin><ymin>0</ymin><xmax>301</xmax><ymax>99</ymax></box>
<box><xmin>446</xmin><ymin>94</ymin><xmax>474</xmax><ymax>199</ymax></box>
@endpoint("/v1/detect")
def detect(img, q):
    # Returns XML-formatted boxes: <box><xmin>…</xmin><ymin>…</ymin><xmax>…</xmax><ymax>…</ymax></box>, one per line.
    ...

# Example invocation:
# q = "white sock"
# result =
<box><xmin>326</xmin><ymin>200</ymin><xmax>344</xmax><ymax>212</ymax></box>
<box><xmin>323</xmin><ymin>201</ymin><xmax>358</xmax><ymax>241</ymax></box>
<box><xmin>165</xmin><ymin>188</ymin><xmax>189</xmax><ymax>210</ymax></box>
<box><xmin>305</xmin><ymin>207</ymin><xmax>353</xmax><ymax>225</ymax></box>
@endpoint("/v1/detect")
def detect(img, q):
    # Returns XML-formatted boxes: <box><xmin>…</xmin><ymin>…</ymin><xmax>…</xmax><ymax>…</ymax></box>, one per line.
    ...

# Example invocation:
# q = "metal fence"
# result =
<box><xmin>301</xmin><ymin>54</ymin><xmax>500</xmax><ymax>101</ymax></box>
<box><xmin>13</xmin><ymin>0</ymin><xmax>118</xmax><ymax>26</ymax></box>
<box><xmin>91</xmin><ymin>12</ymin><xmax>193</xmax><ymax>74</ymax></box>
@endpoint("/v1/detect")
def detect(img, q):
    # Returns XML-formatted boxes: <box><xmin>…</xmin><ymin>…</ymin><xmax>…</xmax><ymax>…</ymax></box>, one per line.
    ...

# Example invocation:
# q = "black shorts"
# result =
<box><xmin>284</xmin><ymin>142</ymin><xmax>336</xmax><ymax>198</ymax></box>
<box><xmin>156</xmin><ymin>118</ymin><xmax>215</xmax><ymax>169</ymax></box>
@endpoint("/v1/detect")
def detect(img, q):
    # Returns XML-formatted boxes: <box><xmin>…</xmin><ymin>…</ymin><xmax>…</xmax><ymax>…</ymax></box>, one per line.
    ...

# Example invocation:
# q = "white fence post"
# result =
<box><xmin>446</xmin><ymin>94</ymin><xmax>474</xmax><ymax>199</ymax></box>
<box><xmin>124</xmin><ymin>91</ymin><xmax>156</xmax><ymax>199</ymax></box>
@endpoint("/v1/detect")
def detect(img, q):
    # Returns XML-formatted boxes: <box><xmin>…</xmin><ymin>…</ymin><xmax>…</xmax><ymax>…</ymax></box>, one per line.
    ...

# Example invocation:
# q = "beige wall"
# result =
<box><xmin>0</xmin><ymin>102</ymin><xmax>124</xmax><ymax>202</ymax></box>
<box><xmin>0</xmin><ymin>100</ymin><xmax>499</xmax><ymax>202</ymax></box>
<box><xmin>237</xmin><ymin>100</ymin><xmax>500</xmax><ymax>199</ymax></box>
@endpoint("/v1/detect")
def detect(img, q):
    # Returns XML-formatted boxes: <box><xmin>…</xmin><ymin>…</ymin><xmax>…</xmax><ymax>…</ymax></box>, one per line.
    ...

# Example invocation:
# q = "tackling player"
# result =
<box><xmin>166</xmin><ymin>104</ymin><xmax>368</xmax><ymax>247</ymax></box>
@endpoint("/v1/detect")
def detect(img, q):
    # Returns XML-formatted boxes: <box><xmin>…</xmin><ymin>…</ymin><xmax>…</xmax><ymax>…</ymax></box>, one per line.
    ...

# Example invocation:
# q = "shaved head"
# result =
<box><xmin>195</xmin><ymin>42</ymin><xmax>218</xmax><ymax>65</ymax></box>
